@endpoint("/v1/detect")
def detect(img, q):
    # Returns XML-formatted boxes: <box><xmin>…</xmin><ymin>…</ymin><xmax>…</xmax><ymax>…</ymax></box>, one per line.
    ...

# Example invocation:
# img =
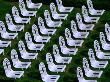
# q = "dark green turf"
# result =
<box><xmin>0</xmin><ymin>0</ymin><xmax>110</xmax><ymax>82</ymax></box>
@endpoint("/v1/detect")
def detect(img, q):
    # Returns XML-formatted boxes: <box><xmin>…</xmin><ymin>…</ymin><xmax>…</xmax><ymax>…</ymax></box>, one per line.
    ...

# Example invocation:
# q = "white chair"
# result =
<box><xmin>77</xmin><ymin>67</ymin><xmax>97</xmax><ymax>82</ymax></box>
<box><xmin>76</xmin><ymin>13</ymin><xmax>94</xmax><ymax>31</ymax></box>
<box><xmin>82</xmin><ymin>5</ymin><xmax>100</xmax><ymax>23</ymax></box>
<box><xmin>19</xmin><ymin>0</ymin><xmax>37</xmax><ymax>17</ymax></box>
<box><xmin>105</xmin><ymin>23</ymin><xmax>110</xmax><ymax>41</ymax></box>
<box><xmin>100</xmin><ymin>32</ymin><xmax>110</xmax><ymax>50</ymax></box>
<box><xmin>0</xmin><ymin>49</ymin><xmax>4</xmax><ymax>55</ymax></box>
<box><xmin>56</xmin><ymin>0</ymin><xmax>73</xmax><ymax>13</ymax></box>
<box><xmin>39</xmin><ymin>62</ymin><xmax>60</xmax><ymax>82</ymax></box>
<box><xmin>94</xmin><ymin>40</ymin><xmax>110</xmax><ymax>59</ymax></box>
<box><xmin>71</xmin><ymin>20</ymin><xmax>89</xmax><ymax>39</ymax></box>
<box><xmin>87</xmin><ymin>0</ymin><xmax>105</xmax><ymax>15</ymax></box>
<box><xmin>50</xmin><ymin>3</ymin><xmax>68</xmax><ymax>20</ymax></box>
<box><xmin>26</xmin><ymin>0</ymin><xmax>42</xmax><ymax>9</ymax></box>
<box><xmin>3</xmin><ymin>58</ymin><xmax>24</xmax><ymax>79</ymax></box>
<box><xmin>83</xmin><ymin>57</ymin><xmax>103</xmax><ymax>78</ymax></box>
<box><xmin>59</xmin><ymin>36</ymin><xmax>78</xmax><ymax>55</ymax></box>
<box><xmin>44</xmin><ymin>10</ymin><xmax>62</xmax><ymax>28</ymax></box>
<box><xmin>38</xmin><ymin>17</ymin><xmax>56</xmax><ymax>36</ymax></box>
<box><xmin>0</xmin><ymin>21</ymin><xmax>18</xmax><ymax>39</ymax></box>
<box><xmin>25</xmin><ymin>32</ymin><xmax>44</xmax><ymax>51</ymax></box>
<box><xmin>12</xmin><ymin>6</ymin><xmax>31</xmax><ymax>24</ymax></box>
<box><xmin>65</xmin><ymin>28</ymin><xmax>84</xmax><ymax>47</ymax></box>
<box><xmin>53</xmin><ymin>44</ymin><xmax>72</xmax><ymax>64</ymax></box>
<box><xmin>88</xmin><ymin>49</ymin><xmax>108</xmax><ymax>69</ymax></box>
<box><xmin>11</xmin><ymin>49</ymin><xmax>31</xmax><ymax>69</ymax></box>
<box><xmin>32</xmin><ymin>24</ymin><xmax>51</xmax><ymax>43</ymax></box>
<box><xmin>0</xmin><ymin>40</ymin><xmax>11</xmax><ymax>48</ymax></box>
<box><xmin>18</xmin><ymin>40</ymin><xmax>38</xmax><ymax>59</ymax></box>
<box><xmin>5</xmin><ymin>14</ymin><xmax>24</xmax><ymax>32</ymax></box>
<box><xmin>46</xmin><ymin>53</ymin><xmax>66</xmax><ymax>73</ymax></box>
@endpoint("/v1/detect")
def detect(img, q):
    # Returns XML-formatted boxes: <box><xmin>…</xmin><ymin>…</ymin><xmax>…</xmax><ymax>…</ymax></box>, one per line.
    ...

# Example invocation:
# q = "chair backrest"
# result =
<box><xmin>94</xmin><ymin>40</ymin><xmax>101</xmax><ymax>52</ymax></box>
<box><xmin>77</xmin><ymin>67</ymin><xmax>84</xmax><ymax>78</ymax></box>
<box><xmin>12</xmin><ymin>6</ymin><xmax>19</xmax><ymax>16</ymax></box>
<box><xmin>39</xmin><ymin>62</ymin><xmax>47</xmax><ymax>75</ymax></box>
<box><xmin>5</xmin><ymin>14</ymin><xmax>13</xmax><ymax>25</ymax></box>
<box><xmin>44</xmin><ymin>10</ymin><xmax>51</xmax><ymax>21</ymax></box>
<box><xmin>32</xmin><ymin>24</ymin><xmax>39</xmax><ymax>36</ymax></box>
<box><xmin>88</xmin><ymin>48</ymin><xmax>95</xmax><ymax>60</ymax></box>
<box><xmin>83</xmin><ymin>57</ymin><xmax>90</xmax><ymax>71</ymax></box>
<box><xmin>19</xmin><ymin>0</ymin><xmax>23</xmax><ymax>2</ymax></box>
<box><xmin>32</xmin><ymin>24</ymin><xmax>40</xmax><ymax>36</ymax></box>
<box><xmin>59</xmin><ymin>36</ymin><xmax>66</xmax><ymax>47</ymax></box>
<box><xmin>19</xmin><ymin>0</ymin><xmax>25</xmax><ymax>4</ymax></box>
<box><xmin>71</xmin><ymin>20</ymin><xmax>77</xmax><ymax>33</ymax></box>
<box><xmin>65</xmin><ymin>28</ymin><xmax>72</xmax><ymax>39</ymax></box>
<box><xmin>56</xmin><ymin>0</ymin><xmax>62</xmax><ymax>6</ymax></box>
<box><xmin>18</xmin><ymin>40</ymin><xmax>26</xmax><ymax>51</ymax></box>
<box><xmin>87</xmin><ymin>0</ymin><xmax>94</xmax><ymax>9</ymax></box>
<box><xmin>50</xmin><ymin>3</ymin><xmax>57</xmax><ymax>14</ymax></box>
<box><xmin>76</xmin><ymin>13</ymin><xmax>83</xmax><ymax>23</ymax></box>
<box><xmin>46</xmin><ymin>53</ymin><xmax>54</xmax><ymax>64</ymax></box>
<box><xmin>105</xmin><ymin>23</ymin><xmax>110</xmax><ymax>35</ymax></box>
<box><xmin>25</xmin><ymin>32</ymin><xmax>32</xmax><ymax>42</ymax></box>
<box><xmin>3</xmin><ymin>58</ymin><xmax>11</xmax><ymax>71</ymax></box>
<box><xmin>82</xmin><ymin>5</ymin><xmax>88</xmax><ymax>17</ymax></box>
<box><xmin>100</xmin><ymin>32</ymin><xmax>106</xmax><ymax>44</ymax></box>
<box><xmin>38</xmin><ymin>17</ymin><xmax>45</xmax><ymax>29</ymax></box>
<box><xmin>26</xmin><ymin>0</ymin><xmax>31</xmax><ymax>3</ymax></box>
<box><xmin>11</xmin><ymin>49</ymin><xmax>19</xmax><ymax>62</ymax></box>
<box><xmin>19</xmin><ymin>0</ymin><xmax>26</xmax><ymax>10</ymax></box>
<box><xmin>53</xmin><ymin>44</ymin><xmax>60</xmax><ymax>57</ymax></box>
<box><xmin>0</xmin><ymin>21</ymin><xmax>6</xmax><ymax>32</ymax></box>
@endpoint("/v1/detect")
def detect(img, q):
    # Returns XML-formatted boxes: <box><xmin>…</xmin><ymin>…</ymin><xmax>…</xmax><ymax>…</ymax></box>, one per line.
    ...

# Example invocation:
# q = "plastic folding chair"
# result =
<box><xmin>39</xmin><ymin>62</ymin><xmax>60</xmax><ymax>82</ymax></box>
<box><xmin>3</xmin><ymin>58</ymin><xmax>24</xmax><ymax>78</ymax></box>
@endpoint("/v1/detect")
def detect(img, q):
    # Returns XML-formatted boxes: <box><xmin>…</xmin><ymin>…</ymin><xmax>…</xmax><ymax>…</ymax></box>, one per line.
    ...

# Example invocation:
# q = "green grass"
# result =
<box><xmin>0</xmin><ymin>1</ymin><xmax>110</xmax><ymax>82</ymax></box>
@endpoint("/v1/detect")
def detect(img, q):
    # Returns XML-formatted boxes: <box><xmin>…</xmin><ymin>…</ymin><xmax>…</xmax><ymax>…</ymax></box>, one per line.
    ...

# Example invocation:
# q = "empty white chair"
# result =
<box><xmin>65</xmin><ymin>28</ymin><xmax>84</xmax><ymax>47</ymax></box>
<box><xmin>53</xmin><ymin>44</ymin><xmax>72</xmax><ymax>64</ymax></box>
<box><xmin>19</xmin><ymin>0</ymin><xmax>37</xmax><ymax>17</ymax></box>
<box><xmin>100</xmin><ymin>32</ymin><xmax>110</xmax><ymax>50</ymax></box>
<box><xmin>12</xmin><ymin>6</ymin><xmax>31</xmax><ymax>24</ymax></box>
<box><xmin>32</xmin><ymin>24</ymin><xmax>51</xmax><ymax>43</ymax></box>
<box><xmin>39</xmin><ymin>62</ymin><xmax>60</xmax><ymax>82</ymax></box>
<box><xmin>87</xmin><ymin>0</ymin><xmax>105</xmax><ymax>15</ymax></box>
<box><xmin>88</xmin><ymin>49</ymin><xmax>108</xmax><ymax>69</ymax></box>
<box><xmin>18</xmin><ymin>40</ymin><xmax>38</xmax><ymax>59</ymax></box>
<box><xmin>105</xmin><ymin>23</ymin><xmax>110</xmax><ymax>41</ymax></box>
<box><xmin>71</xmin><ymin>20</ymin><xmax>89</xmax><ymax>39</ymax></box>
<box><xmin>26</xmin><ymin>0</ymin><xmax>42</xmax><ymax>9</ymax></box>
<box><xmin>77</xmin><ymin>67</ymin><xmax>97</xmax><ymax>82</ymax></box>
<box><xmin>0</xmin><ymin>21</ymin><xmax>18</xmax><ymax>39</ymax></box>
<box><xmin>50</xmin><ymin>3</ymin><xmax>68</xmax><ymax>20</ymax></box>
<box><xmin>25</xmin><ymin>32</ymin><xmax>44</xmax><ymax>51</ymax></box>
<box><xmin>46</xmin><ymin>53</ymin><xmax>66</xmax><ymax>72</ymax></box>
<box><xmin>56</xmin><ymin>0</ymin><xmax>73</xmax><ymax>13</ymax></box>
<box><xmin>0</xmin><ymin>40</ymin><xmax>11</xmax><ymax>48</ymax></box>
<box><xmin>59</xmin><ymin>36</ymin><xmax>78</xmax><ymax>55</ymax></box>
<box><xmin>3</xmin><ymin>58</ymin><xmax>24</xmax><ymax>79</ymax></box>
<box><xmin>11</xmin><ymin>49</ymin><xmax>31</xmax><ymax>69</ymax></box>
<box><xmin>82</xmin><ymin>5</ymin><xmax>100</xmax><ymax>23</ymax></box>
<box><xmin>0</xmin><ymin>49</ymin><xmax>4</xmax><ymax>55</ymax></box>
<box><xmin>44</xmin><ymin>10</ymin><xmax>62</xmax><ymax>28</ymax></box>
<box><xmin>94</xmin><ymin>40</ymin><xmax>110</xmax><ymax>59</ymax></box>
<box><xmin>5</xmin><ymin>14</ymin><xmax>24</xmax><ymax>32</ymax></box>
<box><xmin>83</xmin><ymin>57</ymin><xmax>103</xmax><ymax>78</ymax></box>
<box><xmin>38</xmin><ymin>17</ymin><xmax>56</xmax><ymax>36</ymax></box>
<box><xmin>76</xmin><ymin>13</ymin><xmax>94</xmax><ymax>31</ymax></box>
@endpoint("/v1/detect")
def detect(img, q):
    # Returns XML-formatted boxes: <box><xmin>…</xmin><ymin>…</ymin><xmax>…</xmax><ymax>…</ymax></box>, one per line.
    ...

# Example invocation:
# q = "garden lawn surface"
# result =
<box><xmin>0</xmin><ymin>0</ymin><xmax>110</xmax><ymax>82</ymax></box>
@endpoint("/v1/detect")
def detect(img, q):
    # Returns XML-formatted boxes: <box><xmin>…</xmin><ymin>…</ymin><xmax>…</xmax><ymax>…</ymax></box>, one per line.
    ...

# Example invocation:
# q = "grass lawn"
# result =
<box><xmin>0</xmin><ymin>0</ymin><xmax>110</xmax><ymax>82</ymax></box>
